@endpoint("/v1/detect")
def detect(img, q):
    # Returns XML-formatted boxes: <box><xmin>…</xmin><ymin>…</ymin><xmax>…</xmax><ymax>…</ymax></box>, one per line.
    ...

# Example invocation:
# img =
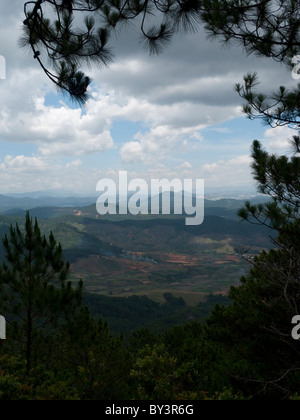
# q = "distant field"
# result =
<box><xmin>69</xmin><ymin>248</ymin><xmax>250</xmax><ymax>305</ymax></box>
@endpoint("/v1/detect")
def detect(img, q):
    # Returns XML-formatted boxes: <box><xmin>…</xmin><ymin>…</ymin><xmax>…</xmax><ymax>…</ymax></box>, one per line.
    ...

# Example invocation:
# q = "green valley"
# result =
<box><xmin>0</xmin><ymin>197</ymin><xmax>272</xmax><ymax>306</ymax></box>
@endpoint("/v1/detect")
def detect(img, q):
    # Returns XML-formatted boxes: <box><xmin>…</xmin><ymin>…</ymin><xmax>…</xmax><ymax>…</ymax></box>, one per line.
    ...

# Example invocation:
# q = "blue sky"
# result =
<box><xmin>0</xmin><ymin>1</ymin><xmax>296</xmax><ymax>196</ymax></box>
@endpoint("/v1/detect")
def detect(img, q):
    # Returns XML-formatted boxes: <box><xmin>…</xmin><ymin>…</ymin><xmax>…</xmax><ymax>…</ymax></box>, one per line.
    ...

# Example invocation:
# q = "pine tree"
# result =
<box><xmin>0</xmin><ymin>212</ymin><xmax>82</xmax><ymax>375</ymax></box>
<box><xmin>21</xmin><ymin>1</ymin><xmax>300</xmax><ymax>104</ymax></box>
<box><xmin>239</xmin><ymin>139</ymin><xmax>300</xmax><ymax>232</ymax></box>
<box><xmin>203</xmin><ymin>139</ymin><xmax>300</xmax><ymax>397</ymax></box>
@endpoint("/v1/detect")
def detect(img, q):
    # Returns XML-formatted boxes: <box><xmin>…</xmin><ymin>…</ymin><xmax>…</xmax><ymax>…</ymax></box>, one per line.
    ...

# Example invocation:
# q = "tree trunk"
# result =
<box><xmin>26</xmin><ymin>311</ymin><xmax>32</xmax><ymax>376</ymax></box>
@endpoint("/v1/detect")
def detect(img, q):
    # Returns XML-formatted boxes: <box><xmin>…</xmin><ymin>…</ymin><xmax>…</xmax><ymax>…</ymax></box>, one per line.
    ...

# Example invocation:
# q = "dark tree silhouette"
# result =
<box><xmin>0</xmin><ymin>212</ymin><xmax>82</xmax><ymax>375</ymax></box>
<box><xmin>21</xmin><ymin>1</ymin><xmax>300</xmax><ymax>105</ymax></box>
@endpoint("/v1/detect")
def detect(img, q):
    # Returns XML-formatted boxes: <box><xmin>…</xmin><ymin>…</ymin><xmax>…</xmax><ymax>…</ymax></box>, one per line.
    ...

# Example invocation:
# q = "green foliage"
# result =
<box><xmin>239</xmin><ymin>140</ymin><xmax>300</xmax><ymax>227</ymax></box>
<box><xmin>84</xmin><ymin>292</ymin><xmax>229</xmax><ymax>336</ymax></box>
<box><xmin>0</xmin><ymin>356</ymin><xmax>28</xmax><ymax>400</ymax></box>
<box><xmin>0</xmin><ymin>308</ymin><xmax>130</xmax><ymax>400</ymax></box>
<box><xmin>130</xmin><ymin>343</ymin><xmax>182</xmax><ymax>399</ymax></box>
<box><xmin>0</xmin><ymin>212</ymin><xmax>82</xmax><ymax>374</ymax></box>
<box><xmin>203</xmin><ymin>138</ymin><xmax>300</xmax><ymax>398</ymax></box>
<box><xmin>209</xmin><ymin>388</ymin><xmax>251</xmax><ymax>401</ymax></box>
<box><xmin>54</xmin><ymin>307</ymin><xmax>130</xmax><ymax>400</ymax></box>
<box><xmin>236</xmin><ymin>74</ymin><xmax>300</xmax><ymax>127</ymax></box>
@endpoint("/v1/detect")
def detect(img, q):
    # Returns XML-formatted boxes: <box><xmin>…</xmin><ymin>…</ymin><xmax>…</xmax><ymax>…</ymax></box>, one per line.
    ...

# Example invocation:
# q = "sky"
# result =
<box><xmin>0</xmin><ymin>1</ymin><xmax>297</xmax><ymax>196</ymax></box>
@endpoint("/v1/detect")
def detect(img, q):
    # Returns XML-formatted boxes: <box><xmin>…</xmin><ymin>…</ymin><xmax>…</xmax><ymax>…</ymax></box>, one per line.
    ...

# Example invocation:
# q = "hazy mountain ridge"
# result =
<box><xmin>0</xmin><ymin>194</ymin><xmax>96</xmax><ymax>213</ymax></box>
<box><xmin>0</xmin><ymin>192</ymin><xmax>270</xmax><ymax>218</ymax></box>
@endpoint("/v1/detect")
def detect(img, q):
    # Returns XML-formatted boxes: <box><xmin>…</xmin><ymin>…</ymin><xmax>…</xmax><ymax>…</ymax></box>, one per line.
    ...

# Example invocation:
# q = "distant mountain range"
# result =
<box><xmin>0</xmin><ymin>192</ymin><xmax>270</xmax><ymax>216</ymax></box>
<box><xmin>0</xmin><ymin>194</ymin><xmax>96</xmax><ymax>213</ymax></box>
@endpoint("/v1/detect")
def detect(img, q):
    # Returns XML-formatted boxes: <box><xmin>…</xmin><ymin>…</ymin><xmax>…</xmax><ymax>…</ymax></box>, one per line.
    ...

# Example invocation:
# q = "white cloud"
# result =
<box><xmin>0</xmin><ymin>1</ymin><xmax>296</xmax><ymax>193</ymax></box>
<box><xmin>120</xmin><ymin>141</ymin><xmax>145</xmax><ymax>164</ymax></box>
<box><xmin>201</xmin><ymin>155</ymin><xmax>252</xmax><ymax>187</ymax></box>
<box><xmin>120</xmin><ymin>123</ymin><xmax>208</xmax><ymax>164</ymax></box>
<box><xmin>66</xmin><ymin>159</ymin><xmax>82</xmax><ymax>169</ymax></box>
<box><xmin>0</xmin><ymin>94</ymin><xmax>115</xmax><ymax>156</ymax></box>
<box><xmin>263</xmin><ymin>126</ymin><xmax>296</xmax><ymax>154</ymax></box>
<box><xmin>0</xmin><ymin>153</ymin><xmax>104</xmax><ymax>194</ymax></box>
<box><xmin>179</xmin><ymin>161</ymin><xmax>193</xmax><ymax>169</ymax></box>
<box><xmin>1</xmin><ymin>155</ymin><xmax>46</xmax><ymax>171</ymax></box>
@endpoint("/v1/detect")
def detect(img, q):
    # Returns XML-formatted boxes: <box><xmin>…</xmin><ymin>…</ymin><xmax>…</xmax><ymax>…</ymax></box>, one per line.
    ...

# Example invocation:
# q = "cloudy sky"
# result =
<box><xmin>0</xmin><ymin>1</ymin><xmax>296</xmax><ymax>195</ymax></box>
